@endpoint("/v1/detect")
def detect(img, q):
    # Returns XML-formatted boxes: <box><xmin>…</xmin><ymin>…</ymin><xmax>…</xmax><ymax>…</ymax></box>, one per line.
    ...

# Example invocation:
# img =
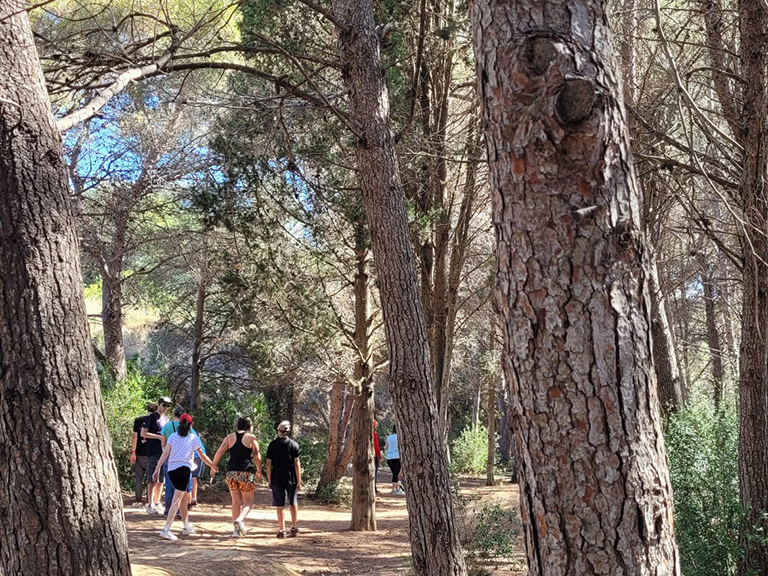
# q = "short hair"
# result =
<box><xmin>236</xmin><ymin>417</ymin><xmax>252</xmax><ymax>431</ymax></box>
<box><xmin>146</xmin><ymin>402</ymin><xmax>158</xmax><ymax>413</ymax></box>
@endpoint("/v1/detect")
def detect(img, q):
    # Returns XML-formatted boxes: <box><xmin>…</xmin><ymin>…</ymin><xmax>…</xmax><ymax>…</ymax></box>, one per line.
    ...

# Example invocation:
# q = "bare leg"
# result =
<box><xmin>230</xmin><ymin>488</ymin><xmax>242</xmax><ymax>521</ymax></box>
<box><xmin>192</xmin><ymin>477</ymin><xmax>199</xmax><ymax>502</ymax></box>
<box><xmin>180</xmin><ymin>493</ymin><xmax>190</xmax><ymax>525</ymax></box>
<box><xmin>276</xmin><ymin>507</ymin><xmax>285</xmax><ymax>532</ymax></box>
<box><xmin>289</xmin><ymin>504</ymin><xmax>298</xmax><ymax>529</ymax></box>
<box><xmin>163</xmin><ymin>490</ymin><xmax>186</xmax><ymax>532</ymax></box>
<box><xmin>236</xmin><ymin>490</ymin><xmax>254</xmax><ymax>523</ymax></box>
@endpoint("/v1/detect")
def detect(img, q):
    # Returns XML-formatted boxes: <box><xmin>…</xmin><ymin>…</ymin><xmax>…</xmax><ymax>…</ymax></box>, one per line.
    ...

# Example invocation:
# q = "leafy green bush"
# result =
<box><xmin>451</xmin><ymin>425</ymin><xmax>490</xmax><ymax>475</ymax></box>
<box><xmin>296</xmin><ymin>434</ymin><xmax>329</xmax><ymax>486</ymax></box>
<box><xmin>101</xmin><ymin>361</ymin><xmax>167</xmax><ymax>490</ymax></box>
<box><xmin>665</xmin><ymin>397</ymin><xmax>740</xmax><ymax>576</ymax></box>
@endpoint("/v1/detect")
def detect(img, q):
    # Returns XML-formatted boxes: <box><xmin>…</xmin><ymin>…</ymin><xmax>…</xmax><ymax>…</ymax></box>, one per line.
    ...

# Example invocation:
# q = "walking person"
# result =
<box><xmin>385</xmin><ymin>424</ymin><xmax>403</xmax><ymax>495</ymax></box>
<box><xmin>190</xmin><ymin>427</ymin><xmax>207</xmax><ymax>507</ymax></box>
<box><xmin>266</xmin><ymin>420</ymin><xmax>302</xmax><ymax>538</ymax></box>
<box><xmin>373</xmin><ymin>420</ymin><xmax>381</xmax><ymax>494</ymax></box>
<box><xmin>130</xmin><ymin>402</ymin><xmax>156</xmax><ymax>505</ymax></box>
<box><xmin>141</xmin><ymin>397</ymin><xmax>171</xmax><ymax>513</ymax></box>
<box><xmin>152</xmin><ymin>413</ymin><xmax>217</xmax><ymax>540</ymax></box>
<box><xmin>211</xmin><ymin>417</ymin><xmax>262</xmax><ymax>537</ymax></box>
<box><xmin>161</xmin><ymin>406</ymin><xmax>190</xmax><ymax>518</ymax></box>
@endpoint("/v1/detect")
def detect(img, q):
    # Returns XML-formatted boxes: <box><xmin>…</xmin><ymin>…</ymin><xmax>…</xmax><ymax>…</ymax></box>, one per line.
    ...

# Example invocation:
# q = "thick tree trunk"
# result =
<box><xmin>316</xmin><ymin>379</ymin><xmax>355</xmax><ymax>494</ymax></box>
<box><xmin>0</xmin><ymin>4</ymin><xmax>131</xmax><ymax>574</ymax></box>
<box><xmin>102</xmin><ymin>266</ymin><xmax>127</xmax><ymax>382</ymax></box>
<box><xmin>351</xmin><ymin>246</ymin><xmax>376</xmax><ymax>531</ymax></box>
<box><xmin>737</xmin><ymin>2</ymin><xmax>768</xmax><ymax>573</ymax></box>
<box><xmin>331</xmin><ymin>0</ymin><xmax>467</xmax><ymax>572</ymax></box>
<box><xmin>471</xmin><ymin>1</ymin><xmax>681</xmax><ymax>574</ymax></box>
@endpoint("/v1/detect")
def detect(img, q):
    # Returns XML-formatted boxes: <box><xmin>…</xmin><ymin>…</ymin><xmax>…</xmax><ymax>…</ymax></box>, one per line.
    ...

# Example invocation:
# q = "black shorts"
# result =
<box><xmin>271</xmin><ymin>484</ymin><xmax>297</xmax><ymax>507</ymax></box>
<box><xmin>168</xmin><ymin>466</ymin><xmax>191</xmax><ymax>491</ymax></box>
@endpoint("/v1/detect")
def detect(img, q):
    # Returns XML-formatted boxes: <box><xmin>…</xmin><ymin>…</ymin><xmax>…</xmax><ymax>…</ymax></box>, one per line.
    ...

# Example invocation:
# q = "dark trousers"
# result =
<box><xmin>387</xmin><ymin>458</ymin><xmax>401</xmax><ymax>483</ymax></box>
<box><xmin>134</xmin><ymin>455</ymin><xmax>148</xmax><ymax>503</ymax></box>
<box><xmin>374</xmin><ymin>456</ymin><xmax>380</xmax><ymax>491</ymax></box>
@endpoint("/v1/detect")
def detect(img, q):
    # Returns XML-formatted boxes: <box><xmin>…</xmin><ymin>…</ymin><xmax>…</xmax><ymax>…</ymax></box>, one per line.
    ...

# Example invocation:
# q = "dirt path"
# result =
<box><xmin>127</xmin><ymin>478</ymin><xmax>522</xmax><ymax>576</ymax></box>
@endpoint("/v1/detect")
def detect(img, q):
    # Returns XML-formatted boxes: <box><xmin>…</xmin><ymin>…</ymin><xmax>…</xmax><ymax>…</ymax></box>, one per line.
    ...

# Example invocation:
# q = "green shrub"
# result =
<box><xmin>451</xmin><ymin>425</ymin><xmax>490</xmax><ymax>475</ymax></box>
<box><xmin>665</xmin><ymin>397</ymin><xmax>740</xmax><ymax>576</ymax></box>
<box><xmin>296</xmin><ymin>434</ymin><xmax>329</xmax><ymax>486</ymax></box>
<box><xmin>101</xmin><ymin>361</ymin><xmax>167</xmax><ymax>490</ymax></box>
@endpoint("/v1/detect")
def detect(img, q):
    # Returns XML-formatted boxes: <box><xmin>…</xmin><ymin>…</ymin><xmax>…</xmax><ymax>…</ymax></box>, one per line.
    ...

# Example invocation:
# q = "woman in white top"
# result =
<box><xmin>384</xmin><ymin>424</ymin><xmax>402</xmax><ymax>495</ymax></box>
<box><xmin>153</xmin><ymin>413</ymin><xmax>217</xmax><ymax>540</ymax></box>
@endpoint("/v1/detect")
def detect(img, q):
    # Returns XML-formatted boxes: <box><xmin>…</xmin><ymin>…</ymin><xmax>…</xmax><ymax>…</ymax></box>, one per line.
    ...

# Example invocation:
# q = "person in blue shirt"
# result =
<box><xmin>384</xmin><ymin>424</ymin><xmax>403</xmax><ymax>495</ymax></box>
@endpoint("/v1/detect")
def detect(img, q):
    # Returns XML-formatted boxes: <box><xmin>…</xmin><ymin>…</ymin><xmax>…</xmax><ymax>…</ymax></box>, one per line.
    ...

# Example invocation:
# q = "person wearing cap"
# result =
<box><xmin>130</xmin><ymin>402</ymin><xmax>156</xmax><ymax>505</ymax></box>
<box><xmin>266</xmin><ymin>420</ymin><xmax>302</xmax><ymax>538</ymax></box>
<box><xmin>141</xmin><ymin>397</ymin><xmax>171</xmax><ymax>513</ymax></box>
<box><xmin>373</xmin><ymin>420</ymin><xmax>381</xmax><ymax>494</ymax></box>
<box><xmin>161</xmin><ymin>406</ymin><xmax>192</xmax><ymax>517</ymax></box>
<box><xmin>153</xmin><ymin>413</ymin><xmax>218</xmax><ymax>541</ymax></box>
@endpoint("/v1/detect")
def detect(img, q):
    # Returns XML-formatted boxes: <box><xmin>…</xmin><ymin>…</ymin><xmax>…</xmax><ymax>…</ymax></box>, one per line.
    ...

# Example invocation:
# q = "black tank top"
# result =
<box><xmin>227</xmin><ymin>431</ymin><xmax>254</xmax><ymax>472</ymax></box>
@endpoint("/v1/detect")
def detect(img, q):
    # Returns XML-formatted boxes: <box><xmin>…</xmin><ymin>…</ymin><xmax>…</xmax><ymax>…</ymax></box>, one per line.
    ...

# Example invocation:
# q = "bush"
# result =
<box><xmin>665</xmin><ymin>397</ymin><xmax>740</xmax><ymax>576</ymax></box>
<box><xmin>451</xmin><ymin>425</ymin><xmax>490</xmax><ymax>475</ymax></box>
<box><xmin>101</xmin><ymin>361</ymin><xmax>167</xmax><ymax>490</ymax></box>
<box><xmin>296</xmin><ymin>434</ymin><xmax>329</xmax><ymax>487</ymax></box>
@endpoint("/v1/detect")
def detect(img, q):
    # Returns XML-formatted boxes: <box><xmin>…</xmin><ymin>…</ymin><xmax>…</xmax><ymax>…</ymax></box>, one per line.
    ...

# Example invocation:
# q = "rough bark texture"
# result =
<box><xmin>736</xmin><ymin>1</ymin><xmax>768</xmax><ymax>571</ymax></box>
<box><xmin>102</xmin><ymin>261</ymin><xmax>127</xmax><ymax>382</ymax></box>
<box><xmin>471</xmin><ymin>1</ymin><xmax>681</xmax><ymax>574</ymax></box>
<box><xmin>0</xmin><ymin>3</ymin><xmax>131</xmax><ymax>574</ymax></box>
<box><xmin>697</xmin><ymin>255</ymin><xmax>724</xmax><ymax>409</ymax></box>
<box><xmin>331</xmin><ymin>0</ymin><xmax>467</xmax><ymax>572</ymax></box>
<box><xmin>316</xmin><ymin>379</ymin><xmax>355</xmax><ymax>494</ymax></box>
<box><xmin>350</xmin><ymin>246</ymin><xmax>376</xmax><ymax>531</ymax></box>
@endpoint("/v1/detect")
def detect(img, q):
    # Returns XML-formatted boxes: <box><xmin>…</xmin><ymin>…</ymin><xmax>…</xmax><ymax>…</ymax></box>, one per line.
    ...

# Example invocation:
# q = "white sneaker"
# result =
<box><xmin>231</xmin><ymin>529</ymin><xmax>240</xmax><ymax>538</ymax></box>
<box><xmin>182</xmin><ymin>524</ymin><xmax>196</xmax><ymax>536</ymax></box>
<box><xmin>146</xmin><ymin>505</ymin><xmax>158</xmax><ymax>515</ymax></box>
<box><xmin>159</xmin><ymin>529</ymin><xmax>177</xmax><ymax>541</ymax></box>
<box><xmin>235</xmin><ymin>519</ymin><xmax>248</xmax><ymax>536</ymax></box>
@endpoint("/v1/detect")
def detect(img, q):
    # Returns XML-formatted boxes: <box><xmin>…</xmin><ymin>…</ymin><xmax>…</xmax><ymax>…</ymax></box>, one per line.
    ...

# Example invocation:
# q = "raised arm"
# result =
<box><xmin>141</xmin><ymin>426</ymin><xmax>163</xmax><ymax>441</ymax></box>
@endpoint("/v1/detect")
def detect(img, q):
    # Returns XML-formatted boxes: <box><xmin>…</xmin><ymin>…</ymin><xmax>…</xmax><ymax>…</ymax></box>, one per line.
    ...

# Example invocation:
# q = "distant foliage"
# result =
<box><xmin>665</xmin><ymin>397</ymin><xmax>740</xmax><ymax>576</ymax></box>
<box><xmin>100</xmin><ymin>361</ymin><xmax>167</xmax><ymax>489</ymax></box>
<box><xmin>296</xmin><ymin>434</ymin><xmax>330</xmax><ymax>486</ymax></box>
<box><xmin>451</xmin><ymin>425</ymin><xmax>489</xmax><ymax>475</ymax></box>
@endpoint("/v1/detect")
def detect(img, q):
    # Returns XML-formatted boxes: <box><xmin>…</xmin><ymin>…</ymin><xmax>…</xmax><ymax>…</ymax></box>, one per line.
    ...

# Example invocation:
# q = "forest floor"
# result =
<box><xmin>127</xmin><ymin>475</ymin><xmax>525</xmax><ymax>576</ymax></box>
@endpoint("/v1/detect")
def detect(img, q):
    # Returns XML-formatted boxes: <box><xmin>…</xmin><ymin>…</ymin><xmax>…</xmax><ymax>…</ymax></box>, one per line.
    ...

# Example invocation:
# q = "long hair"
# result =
<box><xmin>178</xmin><ymin>419</ymin><xmax>191</xmax><ymax>437</ymax></box>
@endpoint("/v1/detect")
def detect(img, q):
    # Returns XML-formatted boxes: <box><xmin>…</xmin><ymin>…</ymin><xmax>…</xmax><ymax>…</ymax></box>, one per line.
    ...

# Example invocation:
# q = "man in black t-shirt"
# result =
<box><xmin>130</xmin><ymin>403</ymin><xmax>156</xmax><ymax>504</ymax></box>
<box><xmin>266</xmin><ymin>420</ymin><xmax>302</xmax><ymax>538</ymax></box>
<box><xmin>141</xmin><ymin>397</ymin><xmax>170</xmax><ymax>514</ymax></box>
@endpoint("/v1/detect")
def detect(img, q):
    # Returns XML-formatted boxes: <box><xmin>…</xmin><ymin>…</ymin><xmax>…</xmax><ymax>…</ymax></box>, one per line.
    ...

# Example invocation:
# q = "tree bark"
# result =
<box><xmin>351</xmin><ymin>245</ymin><xmax>376</xmax><ymax>531</ymax></box>
<box><xmin>697</xmin><ymin>255</ymin><xmax>725</xmax><ymax>409</ymax></box>
<box><xmin>316</xmin><ymin>379</ymin><xmax>355</xmax><ymax>494</ymax></box>
<box><xmin>331</xmin><ymin>0</ymin><xmax>468</xmax><ymax>572</ymax></box>
<box><xmin>101</xmin><ymin>265</ymin><xmax>127</xmax><ymax>382</ymax></box>
<box><xmin>471</xmin><ymin>0</ymin><xmax>681</xmax><ymax>573</ymax></box>
<box><xmin>736</xmin><ymin>1</ymin><xmax>768</xmax><ymax>572</ymax></box>
<box><xmin>0</xmin><ymin>3</ymin><xmax>131</xmax><ymax>574</ymax></box>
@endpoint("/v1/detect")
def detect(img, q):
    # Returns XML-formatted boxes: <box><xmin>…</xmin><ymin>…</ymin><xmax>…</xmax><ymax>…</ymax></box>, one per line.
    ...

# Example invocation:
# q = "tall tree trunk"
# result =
<box><xmin>649</xmin><ymin>254</ymin><xmax>683</xmax><ymax>412</ymax></box>
<box><xmin>317</xmin><ymin>379</ymin><xmax>355</xmax><ymax>493</ymax></box>
<box><xmin>351</xmin><ymin>245</ymin><xmax>376</xmax><ymax>530</ymax></box>
<box><xmin>698</xmin><ymin>256</ymin><xmax>725</xmax><ymax>409</ymax></box>
<box><xmin>737</xmin><ymin>2</ymin><xmax>768</xmax><ymax>572</ymax></box>
<box><xmin>0</xmin><ymin>4</ymin><xmax>131</xmax><ymax>574</ymax></box>
<box><xmin>190</xmin><ymin>242</ymin><xmax>208</xmax><ymax>411</ymax></box>
<box><xmin>331</xmin><ymin>1</ymin><xmax>468</xmax><ymax>572</ymax></box>
<box><xmin>497</xmin><ymin>386</ymin><xmax>512</xmax><ymax>463</ymax></box>
<box><xmin>101</xmin><ymin>264</ymin><xmax>127</xmax><ymax>381</ymax></box>
<box><xmin>471</xmin><ymin>0</ymin><xmax>681</xmax><ymax>573</ymax></box>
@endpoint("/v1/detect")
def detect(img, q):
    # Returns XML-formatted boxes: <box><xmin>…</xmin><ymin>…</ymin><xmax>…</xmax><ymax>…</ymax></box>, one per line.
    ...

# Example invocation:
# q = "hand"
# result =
<box><xmin>210</xmin><ymin>464</ymin><xmax>218</xmax><ymax>475</ymax></box>
<box><xmin>256</xmin><ymin>471</ymin><xmax>262</xmax><ymax>481</ymax></box>
<box><xmin>130</xmin><ymin>454</ymin><xmax>136</xmax><ymax>464</ymax></box>
<box><xmin>152</xmin><ymin>471</ymin><xmax>159</xmax><ymax>483</ymax></box>
<box><xmin>296</xmin><ymin>481</ymin><xmax>301</xmax><ymax>492</ymax></box>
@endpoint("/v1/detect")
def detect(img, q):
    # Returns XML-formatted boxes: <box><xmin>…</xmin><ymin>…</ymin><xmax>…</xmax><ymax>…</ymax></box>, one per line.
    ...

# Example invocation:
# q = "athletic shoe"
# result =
<box><xmin>146</xmin><ymin>505</ymin><xmax>159</xmax><ymax>515</ymax></box>
<box><xmin>290</xmin><ymin>526</ymin><xmax>299</xmax><ymax>537</ymax></box>
<box><xmin>276</xmin><ymin>530</ymin><xmax>286</xmax><ymax>539</ymax></box>
<box><xmin>231</xmin><ymin>528</ymin><xmax>240</xmax><ymax>538</ymax></box>
<box><xmin>159</xmin><ymin>529</ymin><xmax>177</xmax><ymax>541</ymax></box>
<box><xmin>182</xmin><ymin>524</ymin><xmax>196</xmax><ymax>536</ymax></box>
<box><xmin>235</xmin><ymin>520</ymin><xmax>248</xmax><ymax>536</ymax></box>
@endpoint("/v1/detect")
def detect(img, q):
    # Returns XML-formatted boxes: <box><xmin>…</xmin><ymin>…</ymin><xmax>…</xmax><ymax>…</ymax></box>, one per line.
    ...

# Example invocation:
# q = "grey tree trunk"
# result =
<box><xmin>350</xmin><ymin>245</ymin><xmax>376</xmax><ymax>531</ymax></box>
<box><xmin>471</xmin><ymin>0</ymin><xmax>681</xmax><ymax>573</ymax></box>
<box><xmin>316</xmin><ymin>379</ymin><xmax>354</xmax><ymax>494</ymax></box>
<box><xmin>698</xmin><ymin>255</ymin><xmax>725</xmax><ymax>409</ymax></box>
<box><xmin>0</xmin><ymin>3</ymin><xmax>131</xmax><ymax>574</ymax></box>
<box><xmin>331</xmin><ymin>0</ymin><xmax>467</xmax><ymax>572</ymax></box>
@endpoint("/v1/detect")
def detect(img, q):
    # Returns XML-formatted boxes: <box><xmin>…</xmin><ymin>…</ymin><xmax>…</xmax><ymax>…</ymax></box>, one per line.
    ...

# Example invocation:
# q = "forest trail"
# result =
<box><xmin>128</xmin><ymin>478</ymin><xmax>522</xmax><ymax>576</ymax></box>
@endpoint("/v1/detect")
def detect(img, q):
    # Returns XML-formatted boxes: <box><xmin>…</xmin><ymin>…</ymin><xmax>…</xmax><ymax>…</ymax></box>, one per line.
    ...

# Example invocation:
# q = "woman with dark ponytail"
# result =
<box><xmin>153</xmin><ymin>413</ymin><xmax>217</xmax><ymax>540</ymax></box>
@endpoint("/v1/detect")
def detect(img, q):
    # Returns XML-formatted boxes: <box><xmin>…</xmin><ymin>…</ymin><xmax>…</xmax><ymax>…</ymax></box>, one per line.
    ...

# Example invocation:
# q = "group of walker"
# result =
<box><xmin>131</xmin><ymin>397</ymin><xmax>301</xmax><ymax>541</ymax></box>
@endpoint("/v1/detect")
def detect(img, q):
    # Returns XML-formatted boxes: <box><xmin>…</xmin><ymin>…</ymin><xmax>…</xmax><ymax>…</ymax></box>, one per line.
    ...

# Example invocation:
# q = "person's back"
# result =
<box><xmin>385</xmin><ymin>433</ymin><xmax>399</xmax><ymax>459</ymax></box>
<box><xmin>266</xmin><ymin>435</ymin><xmax>300</xmax><ymax>485</ymax></box>
<box><xmin>227</xmin><ymin>431</ymin><xmax>255</xmax><ymax>472</ymax></box>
